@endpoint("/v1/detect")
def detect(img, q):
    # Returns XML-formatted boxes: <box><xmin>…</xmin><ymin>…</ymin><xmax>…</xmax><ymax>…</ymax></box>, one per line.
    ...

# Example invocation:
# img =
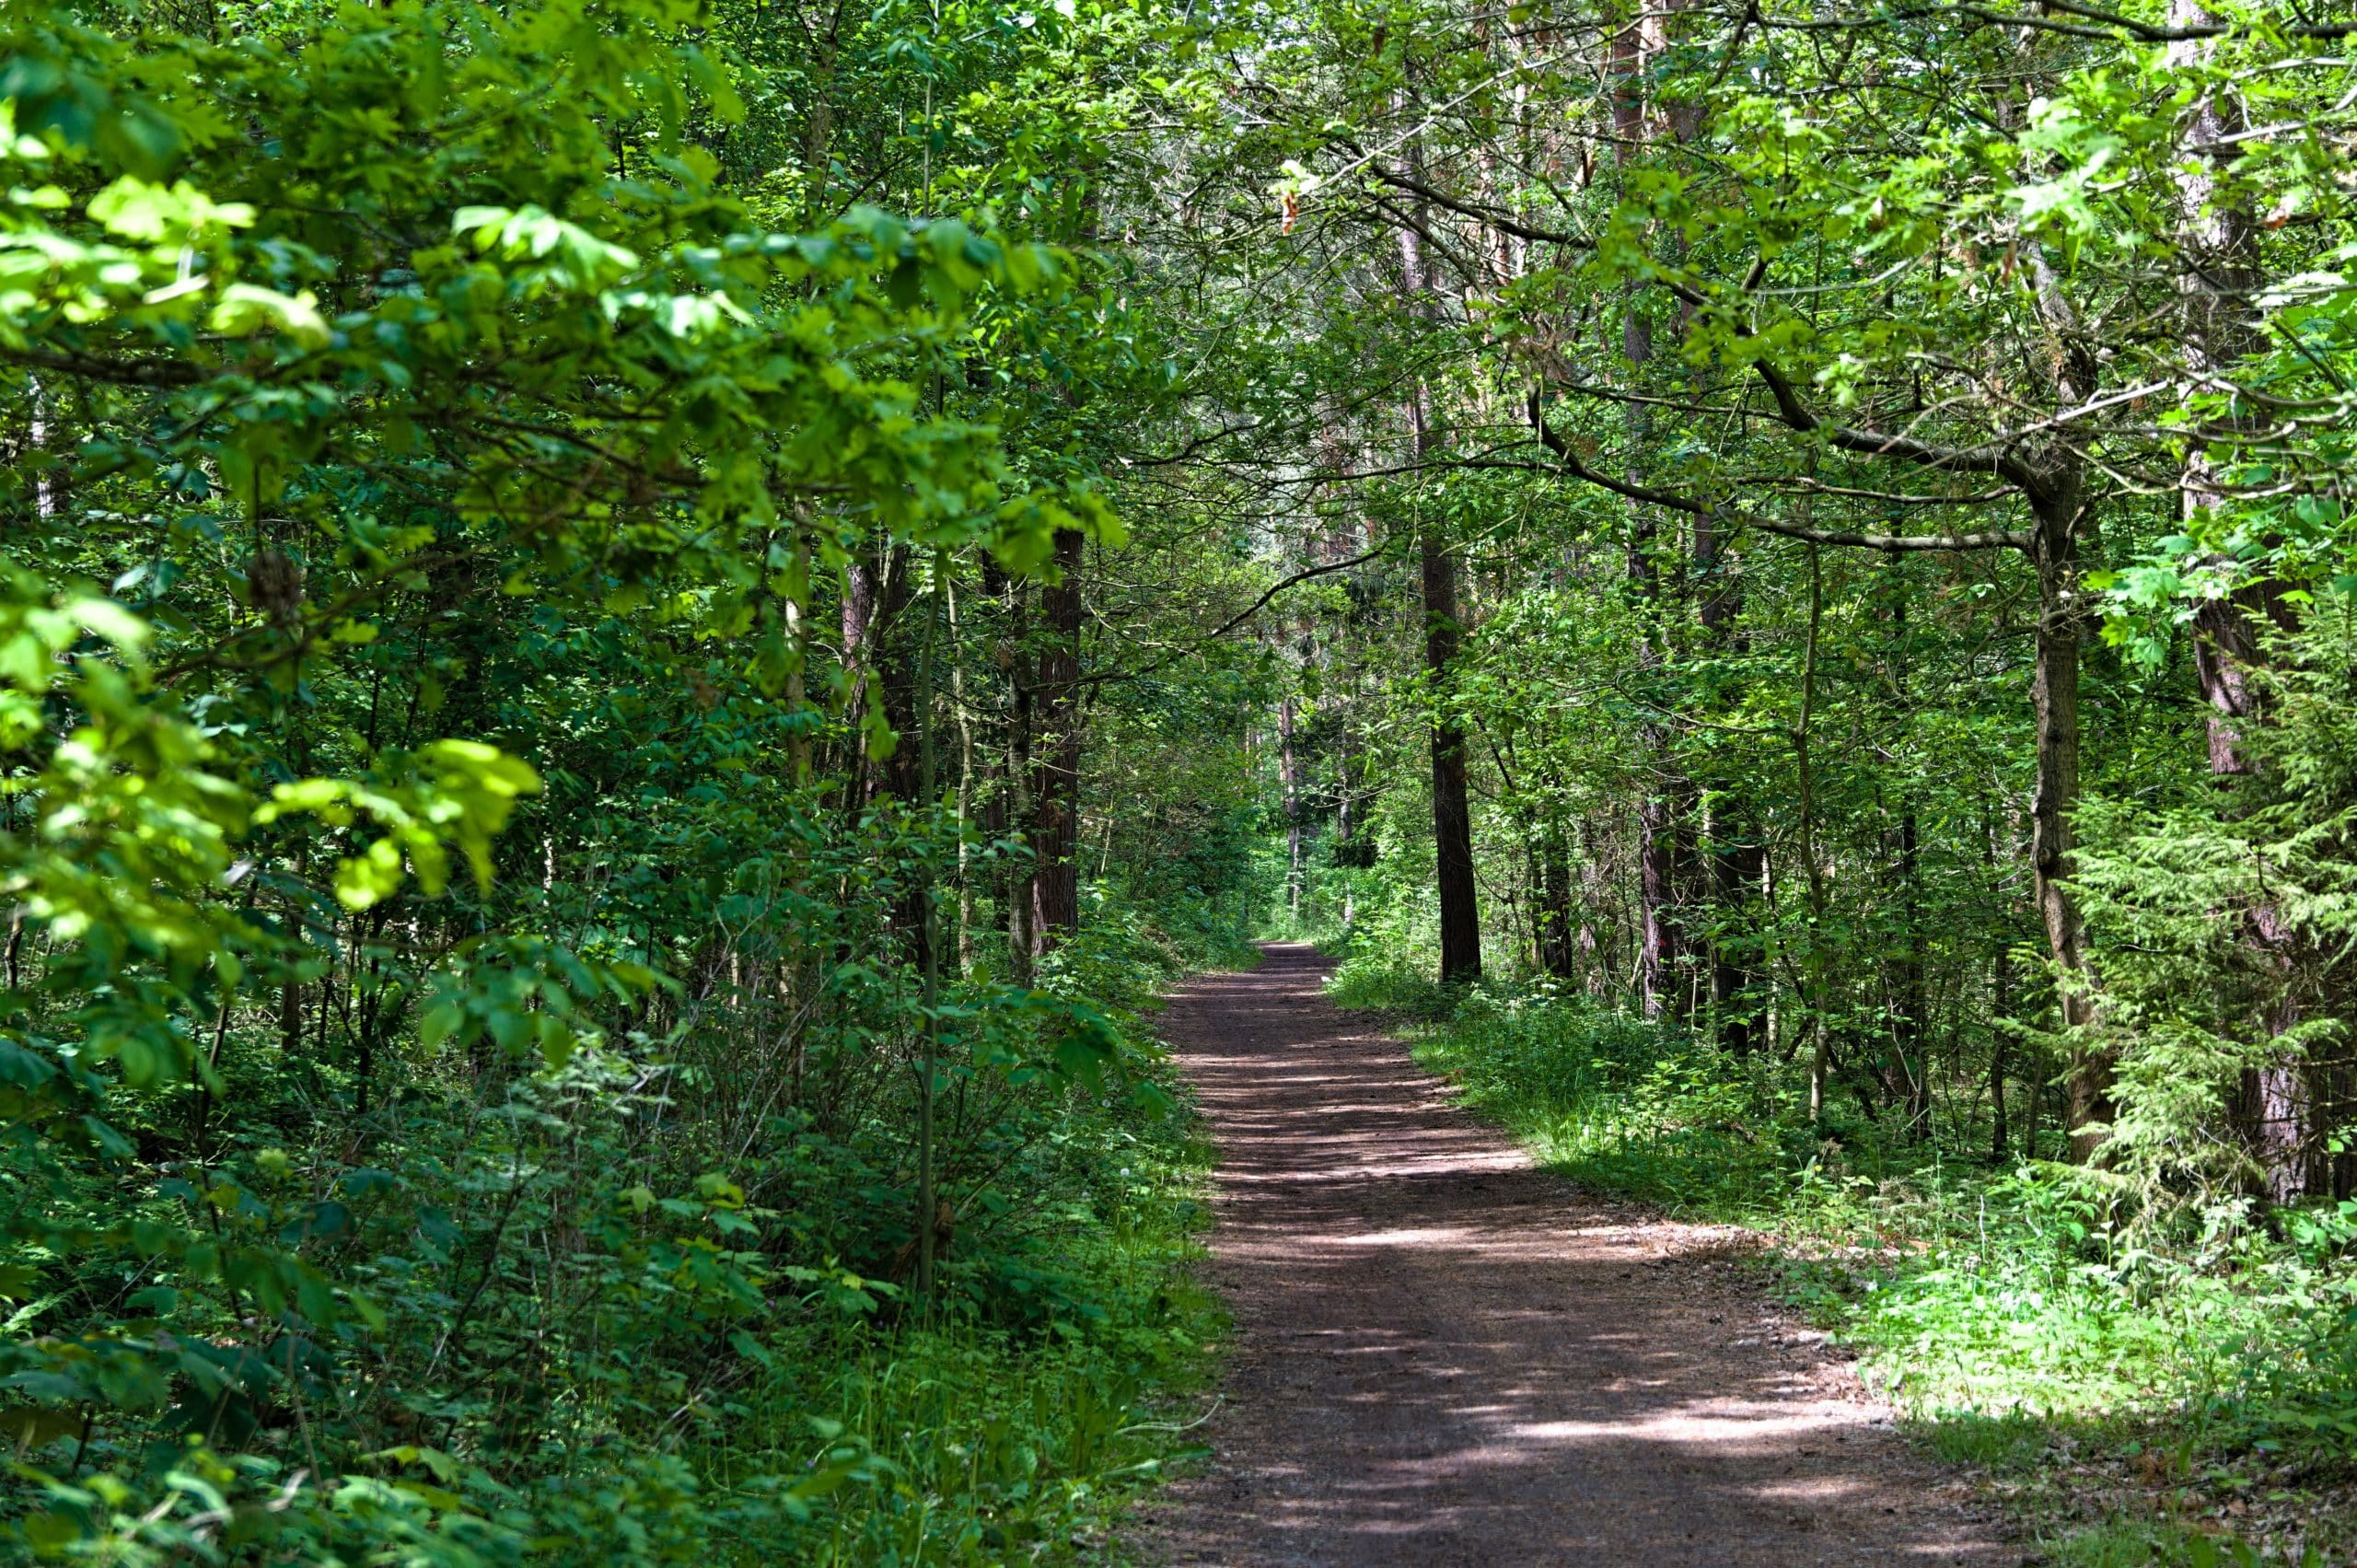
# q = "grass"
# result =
<box><xmin>1326</xmin><ymin>955</ymin><xmax>2357</xmax><ymax>1567</ymax></box>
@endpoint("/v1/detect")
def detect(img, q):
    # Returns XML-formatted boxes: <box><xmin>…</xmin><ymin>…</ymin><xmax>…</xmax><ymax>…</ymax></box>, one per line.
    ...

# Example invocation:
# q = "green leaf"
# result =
<box><xmin>206</xmin><ymin>284</ymin><xmax>331</xmax><ymax>347</ymax></box>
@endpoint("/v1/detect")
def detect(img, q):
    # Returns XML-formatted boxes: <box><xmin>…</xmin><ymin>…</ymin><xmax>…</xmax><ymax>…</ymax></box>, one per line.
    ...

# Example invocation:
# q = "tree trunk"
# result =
<box><xmin>1396</xmin><ymin>182</ymin><xmax>1481</xmax><ymax>986</ymax></box>
<box><xmin>1538</xmin><ymin>820</ymin><xmax>1578</xmax><ymax>981</ymax></box>
<box><xmin>2171</xmin><ymin>1</ymin><xmax>2316</xmax><ymax>1199</ymax></box>
<box><xmin>986</xmin><ymin>560</ymin><xmax>1036</xmax><ymax>982</ymax></box>
<box><xmin>1279</xmin><ymin>695</ymin><xmax>1302</xmax><ymax>923</ymax></box>
<box><xmin>1887</xmin><ymin>805</ymin><xmax>1930</xmax><ymax>1140</ymax></box>
<box><xmin>841</xmin><ymin>549</ymin><xmax>878</xmax><ymax>807</ymax></box>
<box><xmin>1697</xmin><ymin>500</ymin><xmax>1759</xmax><ymax>1051</ymax></box>
<box><xmin>1029</xmin><ymin>527</ymin><xmax>1084</xmax><ymax>955</ymax></box>
<box><xmin>1711</xmin><ymin>824</ymin><xmax>1764</xmax><ymax>1058</ymax></box>
<box><xmin>1990</xmin><ymin>939</ymin><xmax>2013</xmax><ymax>1161</ymax></box>
<box><xmin>874</xmin><ymin>547</ymin><xmax>920</xmax><ymax>806</ymax></box>
<box><xmin>1797</xmin><ymin>544</ymin><xmax>1831</xmax><ymax>1122</ymax></box>
<box><xmin>1421</xmin><ymin>521</ymin><xmax>1481</xmax><ymax>985</ymax></box>
<box><xmin>2026</xmin><ymin>497</ymin><xmax>2106</xmax><ymax>1160</ymax></box>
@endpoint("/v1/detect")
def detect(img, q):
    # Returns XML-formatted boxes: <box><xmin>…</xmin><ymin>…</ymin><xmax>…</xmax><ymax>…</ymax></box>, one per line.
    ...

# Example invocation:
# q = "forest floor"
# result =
<box><xmin>1136</xmin><ymin>943</ymin><xmax>2017</xmax><ymax>1566</ymax></box>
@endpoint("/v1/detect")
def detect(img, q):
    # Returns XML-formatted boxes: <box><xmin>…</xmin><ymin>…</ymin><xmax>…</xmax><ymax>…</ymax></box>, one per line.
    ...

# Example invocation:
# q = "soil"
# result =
<box><xmin>1136</xmin><ymin>943</ymin><xmax>2015</xmax><ymax>1566</ymax></box>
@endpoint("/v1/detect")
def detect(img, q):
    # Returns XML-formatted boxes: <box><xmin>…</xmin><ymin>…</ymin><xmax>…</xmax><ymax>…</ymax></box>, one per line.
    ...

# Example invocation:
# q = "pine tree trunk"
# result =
<box><xmin>1421</xmin><ymin>522</ymin><xmax>1481</xmax><ymax>985</ymax></box>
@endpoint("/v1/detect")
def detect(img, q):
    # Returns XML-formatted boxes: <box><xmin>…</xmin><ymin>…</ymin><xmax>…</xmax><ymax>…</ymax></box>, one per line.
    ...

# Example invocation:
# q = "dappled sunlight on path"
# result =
<box><xmin>1143</xmin><ymin>944</ymin><xmax>2009</xmax><ymax>1567</ymax></box>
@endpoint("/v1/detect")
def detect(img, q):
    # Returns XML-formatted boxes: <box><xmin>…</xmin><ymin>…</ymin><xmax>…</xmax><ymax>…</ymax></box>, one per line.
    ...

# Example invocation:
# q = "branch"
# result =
<box><xmin>1527</xmin><ymin>401</ymin><xmax>1709</xmax><ymax>514</ymax></box>
<box><xmin>1529</xmin><ymin>394</ymin><xmax>2027</xmax><ymax>552</ymax></box>
<box><xmin>1648</xmin><ymin>265</ymin><xmax>2055</xmax><ymax>492</ymax></box>
<box><xmin>3</xmin><ymin>345</ymin><xmax>209</xmax><ymax>389</ymax></box>
<box><xmin>1366</xmin><ymin>165</ymin><xmax>1595</xmax><ymax>251</ymax></box>
<box><xmin>1075</xmin><ymin>544</ymin><xmax>1390</xmax><ymax>688</ymax></box>
<box><xmin>1744</xmin><ymin>514</ymin><xmax>2026</xmax><ymax>552</ymax></box>
<box><xmin>2032</xmin><ymin>0</ymin><xmax>2355</xmax><ymax>40</ymax></box>
<box><xmin>1746</xmin><ymin>355</ymin><xmax>2044</xmax><ymax>488</ymax></box>
<box><xmin>1736</xmin><ymin>474</ymin><xmax>2020</xmax><ymax>506</ymax></box>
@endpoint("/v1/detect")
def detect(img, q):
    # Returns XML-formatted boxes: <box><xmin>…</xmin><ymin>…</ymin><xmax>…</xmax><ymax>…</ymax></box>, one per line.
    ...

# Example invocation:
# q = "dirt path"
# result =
<box><xmin>1141</xmin><ymin>944</ymin><xmax>2011</xmax><ymax>1566</ymax></box>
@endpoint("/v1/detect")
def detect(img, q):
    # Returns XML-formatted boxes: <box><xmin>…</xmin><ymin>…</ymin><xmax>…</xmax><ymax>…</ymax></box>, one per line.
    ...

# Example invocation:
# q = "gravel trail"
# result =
<box><xmin>1141</xmin><ymin>943</ymin><xmax>2011</xmax><ymax>1566</ymax></box>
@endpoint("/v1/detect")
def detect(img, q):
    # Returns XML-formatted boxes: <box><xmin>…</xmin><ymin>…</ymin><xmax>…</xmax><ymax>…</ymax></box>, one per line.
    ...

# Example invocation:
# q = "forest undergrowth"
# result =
<box><xmin>691</xmin><ymin>914</ymin><xmax>1233</xmax><ymax>1567</ymax></box>
<box><xmin>6</xmin><ymin>891</ymin><xmax>1232</xmax><ymax>1567</ymax></box>
<box><xmin>1324</xmin><ymin>949</ymin><xmax>2357</xmax><ymax>1568</ymax></box>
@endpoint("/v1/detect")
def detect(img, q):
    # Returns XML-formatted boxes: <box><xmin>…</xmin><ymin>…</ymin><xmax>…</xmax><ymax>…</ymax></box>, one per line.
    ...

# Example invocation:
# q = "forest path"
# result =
<box><xmin>1139</xmin><ymin>943</ymin><xmax>2011</xmax><ymax>1566</ymax></box>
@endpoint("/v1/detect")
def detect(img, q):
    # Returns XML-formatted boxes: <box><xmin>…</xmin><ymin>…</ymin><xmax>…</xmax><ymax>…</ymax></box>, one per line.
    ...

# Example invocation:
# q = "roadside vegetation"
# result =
<box><xmin>0</xmin><ymin>1</ymin><xmax>1259</xmax><ymax>1559</ymax></box>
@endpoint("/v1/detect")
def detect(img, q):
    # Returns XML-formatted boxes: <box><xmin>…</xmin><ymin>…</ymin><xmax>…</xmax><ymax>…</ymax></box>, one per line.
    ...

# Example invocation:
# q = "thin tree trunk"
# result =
<box><xmin>2172</xmin><ymin>0</ymin><xmax>2313</xmax><ymax>1199</ymax></box>
<box><xmin>1990</xmin><ymin>940</ymin><xmax>2013</xmax><ymax>1161</ymax></box>
<box><xmin>1029</xmin><ymin>528</ymin><xmax>1084</xmax><ymax>954</ymax></box>
<box><xmin>841</xmin><ymin>550</ymin><xmax>877</xmax><ymax>808</ymax></box>
<box><xmin>1797</xmin><ymin>545</ymin><xmax>1830</xmax><ymax>1122</ymax></box>
<box><xmin>2027</xmin><ymin>497</ymin><xmax>2107</xmax><ymax>1161</ymax></box>
<box><xmin>1396</xmin><ymin>180</ymin><xmax>1481</xmax><ymax>986</ymax></box>
<box><xmin>1698</xmin><ymin>499</ymin><xmax>1759</xmax><ymax>1052</ymax></box>
<box><xmin>1279</xmin><ymin>694</ymin><xmax>1302</xmax><ymax>923</ymax></box>
<box><xmin>947</xmin><ymin>575</ymin><xmax>977</xmax><ymax>974</ymax></box>
<box><xmin>999</xmin><ymin>565</ymin><xmax>1037</xmax><ymax>983</ymax></box>
<box><xmin>1891</xmin><ymin>806</ymin><xmax>1929</xmax><ymax>1138</ymax></box>
<box><xmin>1538</xmin><ymin>819</ymin><xmax>1578</xmax><ymax>981</ymax></box>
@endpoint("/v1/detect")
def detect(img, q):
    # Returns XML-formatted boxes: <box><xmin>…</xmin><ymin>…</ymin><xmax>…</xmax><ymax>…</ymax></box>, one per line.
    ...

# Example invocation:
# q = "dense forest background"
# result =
<box><xmin>2</xmin><ymin>0</ymin><xmax>2356</xmax><ymax>1560</ymax></box>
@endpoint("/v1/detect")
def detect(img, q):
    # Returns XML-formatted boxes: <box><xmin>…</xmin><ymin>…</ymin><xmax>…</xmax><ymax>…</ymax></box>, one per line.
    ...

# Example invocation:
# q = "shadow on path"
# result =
<box><xmin>1143</xmin><ymin>943</ymin><xmax>2010</xmax><ymax>1567</ymax></box>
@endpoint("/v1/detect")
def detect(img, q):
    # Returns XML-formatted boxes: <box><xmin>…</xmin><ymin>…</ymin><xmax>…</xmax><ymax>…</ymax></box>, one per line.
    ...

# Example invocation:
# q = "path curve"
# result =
<box><xmin>1142</xmin><ymin>944</ymin><xmax>2009</xmax><ymax>1566</ymax></box>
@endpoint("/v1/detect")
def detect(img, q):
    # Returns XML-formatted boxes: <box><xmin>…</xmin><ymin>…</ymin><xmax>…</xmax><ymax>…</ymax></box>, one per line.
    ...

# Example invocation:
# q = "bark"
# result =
<box><xmin>874</xmin><ymin>547</ymin><xmax>919</xmax><ymax>807</ymax></box>
<box><xmin>1638</xmin><ymin>788</ymin><xmax>1689</xmax><ymax>1016</ymax></box>
<box><xmin>2026</xmin><ymin>495</ymin><xmax>2107</xmax><ymax>1160</ymax></box>
<box><xmin>1396</xmin><ymin>170</ymin><xmax>1482</xmax><ymax>985</ymax></box>
<box><xmin>1029</xmin><ymin>527</ymin><xmax>1085</xmax><ymax>954</ymax></box>
<box><xmin>1538</xmin><ymin>819</ymin><xmax>1579</xmax><ymax>981</ymax></box>
<box><xmin>1608</xmin><ymin>6</ymin><xmax>1690</xmax><ymax>1017</ymax></box>
<box><xmin>1697</xmin><ymin>495</ymin><xmax>1761</xmax><ymax>1052</ymax></box>
<box><xmin>841</xmin><ymin>551</ymin><xmax>877</xmax><ymax>805</ymax></box>
<box><xmin>1001</xmin><ymin>567</ymin><xmax>1037</xmax><ymax>982</ymax></box>
<box><xmin>1990</xmin><ymin>940</ymin><xmax>2014</xmax><ymax>1162</ymax></box>
<box><xmin>1887</xmin><ymin>806</ymin><xmax>1930</xmax><ymax>1140</ymax></box>
<box><xmin>1578</xmin><ymin>814</ymin><xmax>1614</xmax><ymax>997</ymax></box>
<box><xmin>1710</xmin><ymin>825</ymin><xmax>1764</xmax><ymax>1058</ymax></box>
<box><xmin>30</xmin><ymin>378</ymin><xmax>68</xmax><ymax>520</ymax></box>
<box><xmin>799</xmin><ymin>0</ymin><xmax>850</xmax><ymax>220</ymax></box>
<box><xmin>855</xmin><ymin>547</ymin><xmax>934</xmax><ymax>967</ymax></box>
<box><xmin>1421</xmin><ymin>530</ymin><xmax>1481</xmax><ymax>984</ymax></box>
<box><xmin>947</xmin><ymin>577</ymin><xmax>977</xmax><ymax>972</ymax></box>
<box><xmin>2170</xmin><ymin>1</ymin><xmax>2319</xmax><ymax>1198</ymax></box>
<box><xmin>1797</xmin><ymin>545</ymin><xmax>1831</xmax><ymax>1121</ymax></box>
<box><xmin>1882</xmin><ymin>575</ymin><xmax>1929</xmax><ymax>1137</ymax></box>
<box><xmin>1624</xmin><ymin>271</ymin><xmax>1682</xmax><ymax>1016</ymax></box>
<box><xmin>1279</xmin><ymin>695</ymin><xmax>1302</xmax><ymax>922</ymax></box>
